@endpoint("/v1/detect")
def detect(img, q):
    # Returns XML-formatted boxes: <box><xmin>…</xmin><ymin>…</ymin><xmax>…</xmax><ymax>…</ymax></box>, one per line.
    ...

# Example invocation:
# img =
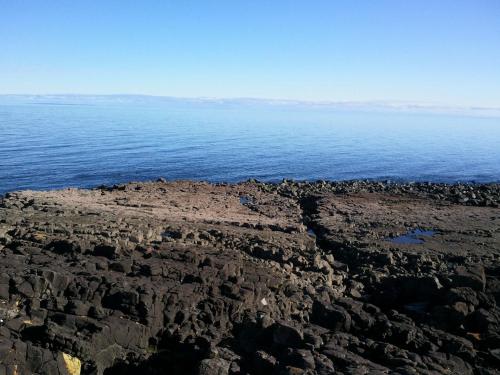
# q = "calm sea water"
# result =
<box><xmin>1</xmin><ymin>96</ymin><xmax>499</xmax><ymax>194</ymax></box>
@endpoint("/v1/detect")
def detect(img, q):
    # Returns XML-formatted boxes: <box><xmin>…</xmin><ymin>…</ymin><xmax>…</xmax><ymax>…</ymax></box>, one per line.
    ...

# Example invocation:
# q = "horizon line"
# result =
<box><xmin>1</xmin><ymin>93</ymin><xmax>500</xmax><ymax>115</ymax></box>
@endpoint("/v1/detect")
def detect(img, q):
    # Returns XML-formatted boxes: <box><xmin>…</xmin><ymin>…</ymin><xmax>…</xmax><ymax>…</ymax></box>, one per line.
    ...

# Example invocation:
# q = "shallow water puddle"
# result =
<box><xmin>239</xmin><ymin>196</ymin><xmax>253</xmax><ymax>205</ymax></box>
<box><xmin>307</xmin><ymin>228</ymin><xmax>317</xmax><ymax>237</ymax></box>
<box><xmin>161</xmin><ymin>231</ymin><xmax>180</xmax><ymax>239</ymax></box>
<box><xmin>404</xmin><ymin>301</ymin><xmax>429</xmax><ymax>314</ymax></box>
<box><xmin>388</xmin><ymin>229</ymin><xmax>436</xmax><ymax>244</ymax></box>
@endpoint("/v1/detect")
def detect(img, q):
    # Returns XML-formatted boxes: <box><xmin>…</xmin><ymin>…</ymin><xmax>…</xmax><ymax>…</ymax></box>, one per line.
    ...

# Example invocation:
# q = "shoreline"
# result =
<box><xmin>0</xmin><ymin>179</ymin><xmax>499</xmax><ymax>374</ymax></box>
<box><xmin>3</xmin><ymin>178</ymin><xmax>500</xmax><ymax>206</ymax></box>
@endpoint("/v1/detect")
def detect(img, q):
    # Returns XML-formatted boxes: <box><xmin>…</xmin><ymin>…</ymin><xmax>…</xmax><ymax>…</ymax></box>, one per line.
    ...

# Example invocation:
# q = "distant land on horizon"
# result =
<box><xmin>1</xmin><ymin>94</ymin><xmax>500</xmax><ymax>118</ymax></box>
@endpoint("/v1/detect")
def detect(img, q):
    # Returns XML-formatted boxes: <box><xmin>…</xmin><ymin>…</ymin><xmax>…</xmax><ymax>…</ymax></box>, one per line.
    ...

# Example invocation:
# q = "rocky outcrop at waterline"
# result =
<box><xmin>0</xmin><ymin>180</ymin><xmax>499</xmax><ymax>374</ymax></box>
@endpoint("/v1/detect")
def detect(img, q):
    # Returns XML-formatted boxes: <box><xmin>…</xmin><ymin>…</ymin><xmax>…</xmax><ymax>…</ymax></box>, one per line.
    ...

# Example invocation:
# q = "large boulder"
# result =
<box><xmin>311</xmin><ymin>300</ymin><xmax>352</xmax><ymax>332</ymax></box>
<box><xmin>452</xmin><ymin>265</ymin><xmax>486</xmax><ymax>292</ymax></box>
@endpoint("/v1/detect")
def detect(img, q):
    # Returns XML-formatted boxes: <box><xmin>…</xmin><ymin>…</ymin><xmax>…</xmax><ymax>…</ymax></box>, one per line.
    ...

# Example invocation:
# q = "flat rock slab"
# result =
<box><xmin>310</xmin><ymin>192</ymin><xmax>500</xmax><ymax>259</ymax></box>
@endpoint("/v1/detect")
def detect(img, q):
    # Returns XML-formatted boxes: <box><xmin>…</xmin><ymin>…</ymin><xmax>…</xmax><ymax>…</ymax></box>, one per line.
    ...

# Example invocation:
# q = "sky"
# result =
<box><xmin>1</xmin><ymin>1</ymin><xmax>499</xmax><ymax>107</ymax></box>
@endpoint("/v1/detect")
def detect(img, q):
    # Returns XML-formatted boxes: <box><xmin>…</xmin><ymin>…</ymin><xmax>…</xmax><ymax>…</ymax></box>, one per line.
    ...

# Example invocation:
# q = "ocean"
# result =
<box><xmin>1</xmin><ymin>95</ymin><xmax>499</xmax><ymax>194</ymax></box>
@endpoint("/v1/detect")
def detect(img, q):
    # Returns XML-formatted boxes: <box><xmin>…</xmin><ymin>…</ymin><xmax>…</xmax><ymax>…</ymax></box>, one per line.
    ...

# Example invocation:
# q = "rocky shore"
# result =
<box><xmin>0</xmin><ymin>179</ymin><xmax>499</xmax><ymax>375</ymax></box>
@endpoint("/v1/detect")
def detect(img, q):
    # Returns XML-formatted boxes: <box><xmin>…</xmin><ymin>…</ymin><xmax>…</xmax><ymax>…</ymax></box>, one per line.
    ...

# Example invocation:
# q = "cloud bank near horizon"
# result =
<box><xmin>1</xmin><ymin>94</ymin><xmax>500</xmax><ymax>118</ymax></box>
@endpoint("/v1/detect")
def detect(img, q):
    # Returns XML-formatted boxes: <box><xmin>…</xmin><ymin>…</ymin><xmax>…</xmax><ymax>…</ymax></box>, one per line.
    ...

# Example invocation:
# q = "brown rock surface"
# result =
<box><xmin>0</xmin><ymin>180</ymin><xmax>499</xmax><ymax>374</ymax></box>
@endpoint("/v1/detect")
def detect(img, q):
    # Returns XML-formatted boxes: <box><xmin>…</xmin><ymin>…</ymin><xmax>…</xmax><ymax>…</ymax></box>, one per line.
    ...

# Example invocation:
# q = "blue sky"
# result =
<box><xmin>1</xmin><ymin>1</ymin><xmax>499</xmax><ymax>107</ymax></box>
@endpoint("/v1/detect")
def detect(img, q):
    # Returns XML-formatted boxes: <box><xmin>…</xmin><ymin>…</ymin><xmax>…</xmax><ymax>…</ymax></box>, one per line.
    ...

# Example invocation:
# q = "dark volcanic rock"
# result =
<box><xmin>271</xmin><ymin>322</ymin><xmax>304</xmax><ymax>348</ymax></box>
<box><xmin>452</xmin><ymin>265</ymin><xmax>487</xmax><ymax>291</ymax></box>
<box><xmin>311</xmin><ymin>300</ymin><xmax>352</xmax><ymax>332</ymax></box>
<box><xmin>0</xmin><ymin>179</ymin><xmax>499</xmax><ymax>374</ymax></box>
